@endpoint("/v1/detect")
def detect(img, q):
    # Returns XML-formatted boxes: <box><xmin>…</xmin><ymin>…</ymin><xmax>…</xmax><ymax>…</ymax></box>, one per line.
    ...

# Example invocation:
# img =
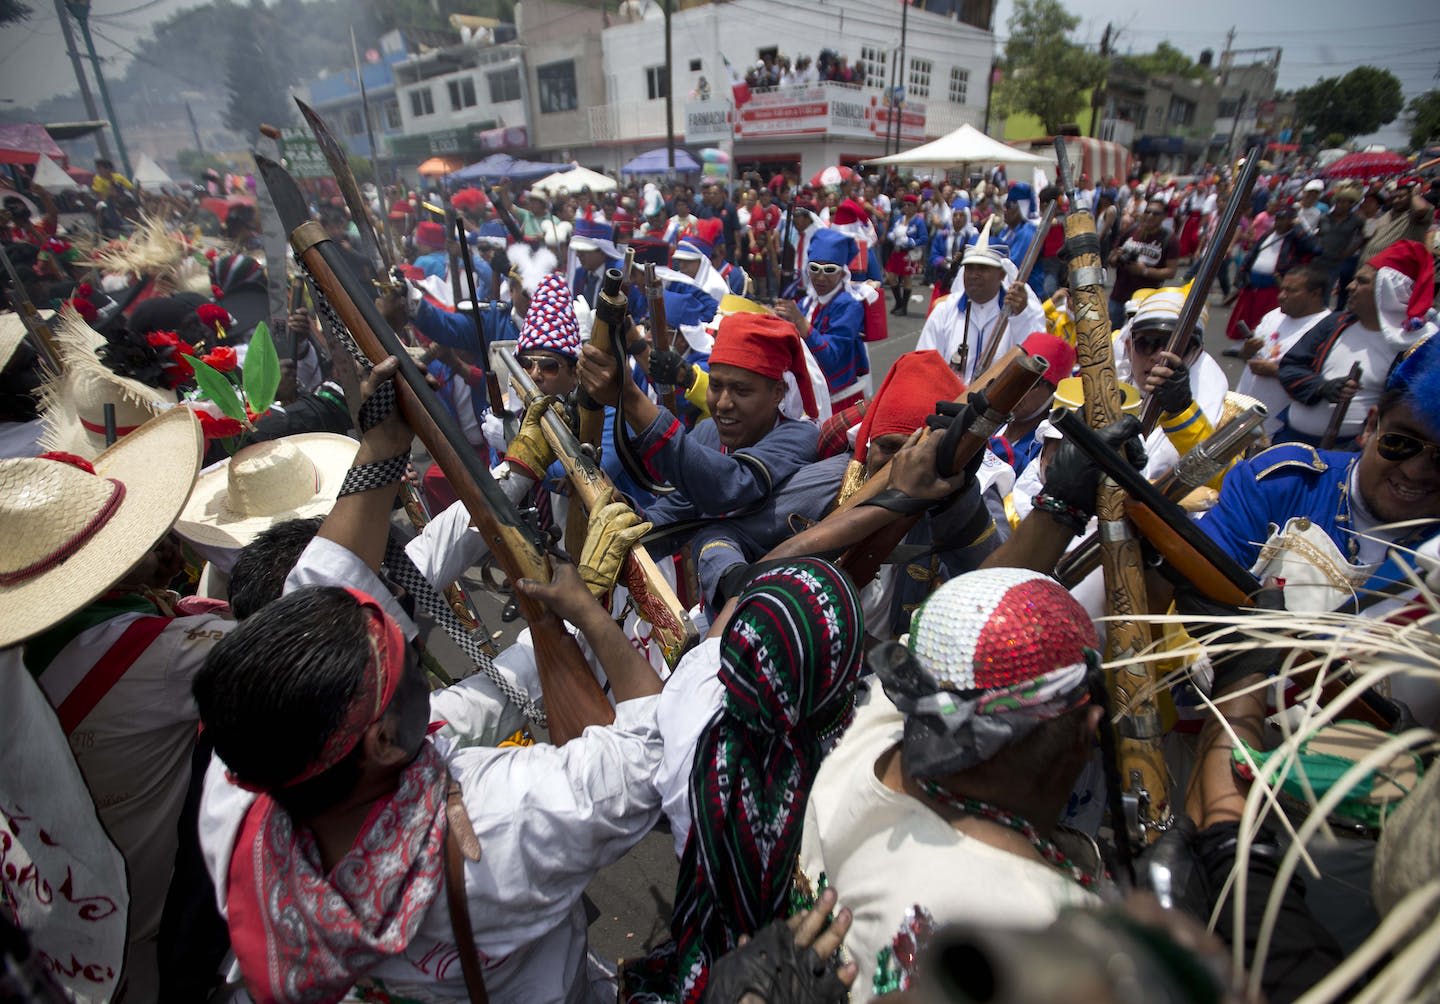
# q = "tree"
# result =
<box><xmin>221</xmin><ymin>0</ymin><xmax>297</xmax><ymax>136</ymax></box>
<box><xmin>1407</xmin><ymin>89</ymin><xmax>1440</xmax><ymax>149</ymax></box>
<box><xmin>0</xmin><ymin>0</ymin><xmax>33</xmax><ymax>27</ymax></box>
<box><xmin>993</xmin><ymin>0</ymin><xmax>1107</xmax><ymax>135</ymax></box>
<box><xmin>1116</xmin><ymin>41</ymin><xmax>1202</xmax><ymax>81</ymax></box>
<box><xmin>1293</xmin><ymin>66</ymin><xmax>1404</xmax><ymax>141</ymax></box>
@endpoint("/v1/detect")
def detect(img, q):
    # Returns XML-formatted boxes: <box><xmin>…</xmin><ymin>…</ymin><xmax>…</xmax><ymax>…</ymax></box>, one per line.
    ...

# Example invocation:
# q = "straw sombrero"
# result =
<box><xmin>174</xmin><ymin>433</ymin><xmax>359</xmax><ymax>550</ymax></box>
<box><xmin>0</xmin><ymin>406</ymin><xmax>204</xmax><ymax>649</ymax></box>
<box><xmin>1</xmin><ymin>310</ymin><xmax>52</xmax><ymax>370</ymax></box>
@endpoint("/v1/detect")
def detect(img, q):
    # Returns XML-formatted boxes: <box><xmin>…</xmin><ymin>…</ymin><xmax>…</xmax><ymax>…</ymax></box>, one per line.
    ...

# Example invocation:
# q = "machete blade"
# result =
<box><xmin>254</xmin><ymin>154</ymin><xmax>312</xmax><ymax>238</ymax></box>
<box><xmin>295</xmin><ymin>97</ymin><xmax>391</xmax><ymax>276</ymax></box>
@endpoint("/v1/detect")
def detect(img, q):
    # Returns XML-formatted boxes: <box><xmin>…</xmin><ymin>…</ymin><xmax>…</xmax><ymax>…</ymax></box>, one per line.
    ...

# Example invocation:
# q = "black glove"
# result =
<box><xmin>1173</xmin><ymin>585</ymin><xmax>1285</xmax><ymax>695</ymax></box>
<box><xmin>702</xmin><ymin>915</ymin><xmax>850</xmax><ymax>1004</ymax></box>
<box><xmin>1044</xmin><ymin>415</ymin><xmax>1147</xmax><ymax>518</ymax></box>
<box><xmin>1318</xmin><ymin>376</ymin><xmax>1352</xmax><ymax>403</ymax></box>
<box><xmin>1152</xmin><ymin>358</ymin><xmax>1193</xmax><ymax>415</ymax></box>
<box><xmin>925</xmin><ymin>394</ymin><xmax>989</xmax><ymax>486</ymax></box>
<box><xmin>649</xmin><ymin>348</ymin><xmax>693</xmax><ymax>388</ymax></box>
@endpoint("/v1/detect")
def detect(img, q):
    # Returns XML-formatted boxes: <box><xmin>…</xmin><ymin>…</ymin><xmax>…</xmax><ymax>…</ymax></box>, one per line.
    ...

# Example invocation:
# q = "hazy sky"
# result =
<box><xmin>3</xmin><ymin>0</ymin><xmax>1437</xmax><ymax>146</ymax></box>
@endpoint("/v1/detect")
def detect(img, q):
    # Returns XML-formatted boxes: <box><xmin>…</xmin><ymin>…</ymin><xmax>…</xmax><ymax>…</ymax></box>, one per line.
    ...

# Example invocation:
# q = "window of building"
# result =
<box><xmin>860</xmin><ymin>46</ymin><xmax>888</xmax><ymax>89</ymax></box>
<box><xmin>948</xmin><ymin>66</ymin><xmax>969</xmax><ymax>104</ymax></box>
<box><xmin>448</xmin><ymin>77</ymin><xmax>477</xmax><ymax>112</ymax></box>
<box><xmin>489</xmin><ymin>66</ymin><xmax>521</xmax><ymax>103</ymax></box>
<box><xmin>689</xmin><ymin>58</ymin><xmax>702</xmax><ymax>72</ymax></box>
<box><xmin>409</xmin><ymin>88</ymin><xmax>434</xmax><ymax>117</ymax></box>
<box><xmin>1168</xmin><ymin>96</ymin><xmax>1195</xmax><ymax>127</ymax></box>
<box><xmin>1217</xmin><ymin>97</ymin><xmax>1241</xmax><ymax>119</ymax></box>
<box><xmin>908</xmin><ymin>58</ymin><xmax>932</xmax><ymax>99</ymax></box>
<box><xmin>384</xmin><ymin>100</ymin><xmax>402</xmax><ymax>130</ymax></box>
<box><xmin>645</xmin><ymin>65</ymin><xmax>669</xmax><ymax>101</ymax></box>
<box><xmin>344</xmin><ymin>108</ymin><xmax>363</xmax><ymax>135</ymax></box>
<box><xmin>537</xmin><ymin>60</ymin><xmax>578</xmax><ymax>114</ymax></box>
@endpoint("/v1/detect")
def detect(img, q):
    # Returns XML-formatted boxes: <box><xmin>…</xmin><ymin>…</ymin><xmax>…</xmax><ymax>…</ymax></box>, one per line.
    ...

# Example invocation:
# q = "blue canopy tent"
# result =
<box><xmin>620</xmin><ymin>147</ymin><xmax>700</xmax><ymax>174</ymax></box>
<box><xmin>447</xmin><ymin>153</ymin><xmax>561</xmax><ymax>184</ymax></box>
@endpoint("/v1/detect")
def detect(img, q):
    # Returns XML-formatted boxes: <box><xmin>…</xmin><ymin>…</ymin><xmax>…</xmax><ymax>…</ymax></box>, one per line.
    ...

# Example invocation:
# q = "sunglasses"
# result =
<box><xmin>1375</xmin><ymin>431</ymin><xmax>1440</xmax><ymax>468</ymax></box>
<box><xmin>520</xmin><ymin>354</ymin><xmax>563</xmax><ymax>375</ymax></box>
<box><xmin>808</xmin><ymin>262</ymin><xmax>844</xmax><ymax>276</ymax></box>
<box><xmin>1131</xmin><ymin>335</ymin><xmax>1170</xmax><ymax>355</ymax></box>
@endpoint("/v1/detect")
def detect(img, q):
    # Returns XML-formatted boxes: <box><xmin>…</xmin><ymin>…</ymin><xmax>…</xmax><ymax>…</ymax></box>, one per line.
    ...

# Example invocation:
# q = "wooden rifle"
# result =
<box><xmin>765</xmin><ymin>349</ymin><xmax>1050</xmax><ymax>586</ymax></box>
<box><xmin>1049</xmin><ymin>409</ymin><xmax>1401</xmax><ymax>732</ymax></box>
<box><xmin>487</xmin><ymin>184</ymin><xmax>526</xmax><ymax>244</ymax></box>
<box><xmin>496</xmin><ymin>345</ymin><xmax>696</xmax><ymax>667</ymax></box>
<box><xmin>397</xmin><ymin>480</ymin><xmax>496</xmax><ymax>654</ymax></box>
<box><xmin>642</xmin><ymin>263</ymin><xmax>678</xmax><ymax>413</ymax></box>
<box><xmin>1055</xmin><ymin>403</ymin><xmax>1269</xmax><ymax>588</ymax></box>
<box><xmin>1137</xmin><ymin>147</ymin><xmax>1262</xmax><ymax>434</ymax></box>
<box><xmin>973</xmin><ymin>197</ymin><xmax>1058</xmax><ymax>374</ymax></box>
<box><xmin>1056</xmin><ymin>135</ymin><xmax>1171</xmax><ymax>850</ymax></box>
<box><xmin>257</xmin><ymin>154</ymin><xmax>614</xmax><ymax>744</ymax></box>
<box><xmin>1319</xmin><ymin>362</ymin><xmax>1363</xmax><ymax>450</ymax></box>
<box><xmin>568</xmin><ymin>268</ymin><xmax>631</xmax><ymax>555</ymax></box>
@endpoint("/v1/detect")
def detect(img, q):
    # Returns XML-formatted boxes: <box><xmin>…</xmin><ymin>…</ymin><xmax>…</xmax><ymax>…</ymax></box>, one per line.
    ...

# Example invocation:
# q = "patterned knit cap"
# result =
<box><xmin>875</xmin><ymin>567</ymin><xmax>1097</xmax><ymax>777</ymax></box>
<box><xmin>673</xmin><ymin>557</ymin><xmax>864</xmax><ymax>1002</ymax></box>
<box><xmin>518</xmin><ymin>272</ymin><xmax>580</xmax><ymax>358</ymax></box>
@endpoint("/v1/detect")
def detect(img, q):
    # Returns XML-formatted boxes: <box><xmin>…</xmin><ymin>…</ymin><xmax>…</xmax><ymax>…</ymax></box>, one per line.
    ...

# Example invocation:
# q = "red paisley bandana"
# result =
<box><xmin>227</xmin><ymin>742</ymin><xmax>451</xmax><ymax>1004</ymax></box>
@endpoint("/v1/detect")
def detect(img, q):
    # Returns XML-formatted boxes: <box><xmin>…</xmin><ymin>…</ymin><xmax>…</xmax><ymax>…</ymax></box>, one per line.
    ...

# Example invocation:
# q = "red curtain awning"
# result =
<box><xmin>0</xmin><ymin>123</ymin><xmax>67</xmax><ymax>167</ymax></box>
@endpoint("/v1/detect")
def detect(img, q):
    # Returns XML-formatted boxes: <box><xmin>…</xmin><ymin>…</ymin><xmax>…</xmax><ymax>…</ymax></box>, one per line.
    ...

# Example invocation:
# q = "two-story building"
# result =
<box><xmin>291</xmin><ymin>31</ymin><xmax>410</xmax><ymax>164</ymax></box>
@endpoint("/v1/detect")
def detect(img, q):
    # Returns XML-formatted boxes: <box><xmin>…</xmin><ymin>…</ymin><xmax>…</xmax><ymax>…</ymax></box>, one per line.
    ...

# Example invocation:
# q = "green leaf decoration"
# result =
<box><xmin>189</xmin><ymin>356</ymin><xmax>247</xmax><ymax>422</ymax></box>
<box><xmin>243</xmin><ymin>321</ymin><xmax>281</xmax><ymax>416</ymax></box>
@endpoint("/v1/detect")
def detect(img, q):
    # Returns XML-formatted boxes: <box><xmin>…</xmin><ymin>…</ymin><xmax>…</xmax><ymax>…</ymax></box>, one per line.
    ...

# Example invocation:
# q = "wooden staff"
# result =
<box><xmin>1319</xmin><ymin>362</ymin><xmax>1362</xmax><ymax>450</ymax></box>
<box><xmin>257</xmin><ymin>154</ymin><xmax>614</xmax><ymax>744</ymax></box>
<box><xmin>1058</xmin><ymin>139</ymin><xmax>1171</xmax><ymax>847</ymax></box>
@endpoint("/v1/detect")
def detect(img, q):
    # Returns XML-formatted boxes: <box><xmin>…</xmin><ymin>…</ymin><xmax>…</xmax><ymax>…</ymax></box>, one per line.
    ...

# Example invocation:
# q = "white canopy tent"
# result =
<box><xmin>530</xmin><ymin>164</ymin><xmax>618</xmax><ymax>196</ymax></box>
<box><xmin>132</xmin><ymin>153</ymin><xmax>175</xmax><ymax>189</ymax></box>
<box><xmin>31</xmin><ymin>154</ymin><xmax>79</xmax><ymax>190</ymax></box>
<box><xmin>864</xmin><ymin>124</ymin><xmax>1051</xmax><ymax>173</ymax></box>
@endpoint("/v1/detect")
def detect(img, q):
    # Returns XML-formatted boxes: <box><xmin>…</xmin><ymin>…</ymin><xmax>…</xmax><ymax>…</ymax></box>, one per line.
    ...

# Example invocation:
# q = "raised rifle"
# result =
<box><xmin>972</xmin><ymin>197</ymin><xmax>1058</xmax><ymax>375</ymax></box>
<box><xmin>779</xmin><ymin>202</ymin><xmax>795</xmax><ymax>296</ymax></box>
<box><xmin>1319</xmin><ymin>362</ymin><xmax>1363</xmax><ymax>450</ymax></box>
<box><xmin>496</xmin><ymin>345</ymin><xmax>696</xmax><ymax>667</ymax></box>
<box><xmin>1055</xmin><ymin>403</ymin><xmax>1269</xmax><ymax>589</ymax></box>
<box><xmin>765</xmin><ymin>348</ymin><xmax>1050</xmax><ymax>586</ymax></box>
<box><xmin>568</xmin><ymin>268</ymin><xmax>633</xmax><ymax>555</ymax></box>
<box><xmin>1055</xmin><ymin>135</ymin><xmax>1170</xmax><ymax>850</ymax></box>
<box><xmin>1137</xmin><ymin>147</ymin><xmax>1262</xmax><ymax>434</ymax></box>
<box><xmin>449</xmin><ymin>213</ymin><xmax>512</xmax><ymax>436</ymax></box>
<box><xmin>256</xmin><ymin>154</ymin><xmax>614</xmax><ymax>744</ymax></box>
<box><xmin>643</xmin><ymin>263</ymin><xmax>678</xmax><ymax>413</ymax></box>
<box><xmin>487</xmin><ymin>184</ymin><xmax>526</xmax><ymax>245</ymax></box>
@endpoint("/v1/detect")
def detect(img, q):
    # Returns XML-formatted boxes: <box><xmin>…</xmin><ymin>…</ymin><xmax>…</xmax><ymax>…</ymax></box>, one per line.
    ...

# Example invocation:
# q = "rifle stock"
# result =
<box><xmin>258</xmin><ymin>157</ymin><xmax>613</xmax><ymax>743</ymax></box>
<box><xmin>1320</xmin><ymin>362</ymin><xmax>1362</xmax><ymax>450</ymax></box>
<box><xmin>766</xmin><ymin>350</ymin><xmax>1049</xmax><ymax>581</ymax></box>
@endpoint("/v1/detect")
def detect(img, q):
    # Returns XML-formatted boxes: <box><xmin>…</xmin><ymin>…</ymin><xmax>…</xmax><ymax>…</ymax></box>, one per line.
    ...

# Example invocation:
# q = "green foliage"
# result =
<box><xmin>1407</xmin><ymin>90</ymin><xmax>1440</xmax><ymax>149</ymax></box>
<box><xmin>994</xmin><ymin>0</ymin><xmax>1107</xmax><ymax>135</ymax></box>
<box><xmin>348</xmin><ymin>153</ymin><xmax>375</xmax><ymax>184</ymax></box>
<box><xmin>176</xmin><ymin>149</ymin><xmax>228</xmax><ymax>183</ymax></box>
<box><xmin>1115</xmin><ymin>41</ymin><xmax>1202</xmax><ymax>81</ymax></box>
<box><xmin>189</xmin><ymin>356</ymin><xmax>247</xmax><ymax>422</ymax></box>
<box><xmin>0</xmin><ymin>0</ymin><xmax>34</xmax><ymax>28</ymax></box>
<box><xmin>1293</xmin><ymin>66</ymin><xmax>1404</xmax><ymax>142</ymax></box>
<box><xmin>222</xmin><ymin>0</ymin><xmax>298</xmax><ymax>136</ymax></box>
<box><xmin>242</xmin><ymin>322</ymin><xmax>280</xmax><ymax>418</ymax></box>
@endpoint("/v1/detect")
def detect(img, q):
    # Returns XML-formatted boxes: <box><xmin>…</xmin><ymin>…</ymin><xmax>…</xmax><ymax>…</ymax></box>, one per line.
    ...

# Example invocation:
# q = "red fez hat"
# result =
<box><xmin>414</xmin><ymin>220</ymin><xmax>446</xmax><ymax>250</ymax></box>
<box><xmin>855</xmin><ymin>350</ymin><xmax>963</xmax><ymax>464</ymax></box>
<box><xmin>901</xmin><ymin>193</ymin><xmax>920</xmax><ymax>205</ymax></box>
<box><xmin>1366</xmin><ymin>239</ymin><xmax>1435</xmax><ymax>337</ymax></box>
<box><xmin>832</xmin><ymin>198</ymin><xmax>868</xmax><ymax>226</ymax></box>
<box><xmin>709</xmin><ymin>314</ymin><xmax>817</xmax><ymax>418</ymax></box>
<box><xmin>1020</xmin><ymin>331</ymin><xmax>1077</xmax><ymax>387</ymax></box>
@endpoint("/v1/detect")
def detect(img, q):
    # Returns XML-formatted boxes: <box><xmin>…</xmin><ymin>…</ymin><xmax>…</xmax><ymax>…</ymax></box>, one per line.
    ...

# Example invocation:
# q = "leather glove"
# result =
<box><xmin>1318</xmin><ymin>376</ymin><xmax>1354</xmax><ymax>403</ymax></box>
<box><xmin>1044</xmin><ymin>415</ymin><xmax>1147</xmax><ymax>519</ymax></box>
<box><xmin>1152</xmin><ymin>358</ymin><xmax>1193</xmax><ymax>415</ymax></box>
<box><xmin>702</xmin><ymin>913</ymin><xmax>850</xmax><ymax>1004</ymax></box>
<box><xmin>577</xmin><ymin>487</ymin><xmax>652</xmax><ymax>601</ymax></box>
<box><xmin>924</xmin><ymin>394</ymin><xmax>989</xmax><ymax>486</ymax></box>
<box><xmin>502</xmin><ymin>394</ymin><xmax>558</xmax><ymax>480</ymax></box>
<box><xmin>648</xmin><ymin>348</ymin><xmax>693</xmax><ymax>388</ymax></box>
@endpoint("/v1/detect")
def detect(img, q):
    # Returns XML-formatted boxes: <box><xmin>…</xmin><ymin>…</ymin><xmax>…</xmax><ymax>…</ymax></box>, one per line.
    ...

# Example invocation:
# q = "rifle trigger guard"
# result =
<box><xmin>1070</xmin><ymin>265</ymin><xmax>1106</xmax><ymax>289</ymax></box>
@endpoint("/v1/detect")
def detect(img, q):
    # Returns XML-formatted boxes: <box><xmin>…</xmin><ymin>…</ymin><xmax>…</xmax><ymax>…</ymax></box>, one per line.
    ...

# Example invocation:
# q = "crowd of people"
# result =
<box><xmin>2</xmin><ymin>141</ymin><xmax>1439</xmax><ymax>1004</ymax></box>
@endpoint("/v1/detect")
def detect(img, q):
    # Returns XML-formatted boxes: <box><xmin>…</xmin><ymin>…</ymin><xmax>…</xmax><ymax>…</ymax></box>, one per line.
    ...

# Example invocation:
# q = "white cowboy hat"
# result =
<box><xmin>0</xmin><ymin>406</ymin><xmax>204</xmax><ymax>649</ymax></box>
<box><xmin>174</xmin><ymin>433</ymin><xmax>359</xmax><ymax>550</ymax></box>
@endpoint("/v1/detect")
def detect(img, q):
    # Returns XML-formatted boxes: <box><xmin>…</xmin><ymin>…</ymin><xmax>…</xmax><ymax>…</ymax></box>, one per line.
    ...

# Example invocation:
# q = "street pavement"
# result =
<box><xmin>418</xmin><ymin>275</ymin><xmax>1243</xmax><ymax>967</ymax></box>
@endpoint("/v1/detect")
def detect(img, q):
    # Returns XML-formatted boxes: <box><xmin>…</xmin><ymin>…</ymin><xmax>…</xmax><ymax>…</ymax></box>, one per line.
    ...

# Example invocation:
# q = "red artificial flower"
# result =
<box><xmin>193</xmin><ymin>409</ymin><xmax>245</xmax><ymax>440</ymax></box>
<box><xmin>145</xmin><ymin>330</ymin><xmax>195</xmax><ymax>387</ymax></box>
<box><xmin>201</xmin><ymin>345</ymin><xmax>238</xmax><ymax>372</ymax></box>
<box><xmin>196</xmin><ymin>303</ymin><xmax>230</xmax><ymax>333</ymax></box>
<box><xmin>75</xmin><ymin>282</ymin><xmax>94</xmax><ymax>299</ymax></box>
<box><xmin>212</xmin><ymin>284</ymin><xmax>225</xmax><ymax>299</ymax></box>
<box><xmin>70</xmin><ymin>297</ymin><xmax>99</xmax><ymax>322</ymax></box>
<box><xmin>205</xmin><ymin>247</ymin><xmax>218</xmax><ymax>261</ymax></box>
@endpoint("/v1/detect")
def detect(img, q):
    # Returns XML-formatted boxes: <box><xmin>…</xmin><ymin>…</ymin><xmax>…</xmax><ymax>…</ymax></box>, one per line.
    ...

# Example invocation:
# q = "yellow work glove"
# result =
<box><xmin>577</xmin><ymin>487</ymin><xmax>652</xmax><ymax>601</ymax></box>
<box><xmin>503</xmin><ymin>394</ymin><xmax>558</xmax><ymax>480</ymax></box>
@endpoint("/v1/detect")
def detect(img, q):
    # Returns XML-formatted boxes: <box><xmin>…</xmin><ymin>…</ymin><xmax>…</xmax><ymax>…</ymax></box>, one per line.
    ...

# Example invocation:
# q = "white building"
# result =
<box><xmin>578</xmin><ymin>0</ymin><xmax>994</xmax><ymax>177</ymax></box>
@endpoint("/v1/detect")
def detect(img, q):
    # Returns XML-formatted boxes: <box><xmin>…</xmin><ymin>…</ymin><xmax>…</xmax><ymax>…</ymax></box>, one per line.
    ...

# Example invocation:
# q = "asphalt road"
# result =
<box><xmin>417</xmin><ymin>275</ymin><xmax>1244</xmax><ymax>968</ymax></box>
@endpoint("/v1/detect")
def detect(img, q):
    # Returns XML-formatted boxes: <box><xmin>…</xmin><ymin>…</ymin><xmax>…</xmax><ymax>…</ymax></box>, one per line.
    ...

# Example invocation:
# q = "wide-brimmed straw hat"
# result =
<box><xmin>174</xmin><ymin>433</ymin><xmax>359</xmax><ymax>550</ymax></box>
<box><xmin>0</xmin><ymin>406</ymin><xmax>204</xmax><ymax>648</ymax></box>
<box><xmin>1</xmin><ymin>310</ymin><xmax>52</xmax><ymax>370</ymax></box>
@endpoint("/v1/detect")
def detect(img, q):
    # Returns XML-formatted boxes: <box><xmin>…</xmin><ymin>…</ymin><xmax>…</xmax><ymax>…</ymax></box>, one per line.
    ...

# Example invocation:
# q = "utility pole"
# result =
<box><xmin>65</xmin><ymin>0</ymin><xmax>131</xmax><ymax>178</ymax></box>
<box><xmin>663</xmin><ymin>0</ymin><xmax>675</xmax><ymax>172</ymax></box>
<box><xmin>885</xmin><ymin>49</ymin><xmax>899</xmax><ymax>156</ymax></box>
<box><xmin>52</xmin><ymin>0</ymin><xmax>111</xmax><ymax>163</ymax></box>
<box><xmin>185</xmin><ymin>102</ymin><xmax>205</xmax><ymax>156</ymax></box>
<box><xmin>1090</xmin><ymin>23</ymin><xmax>1112</xmax><ymax>139</ymax></box>
<box><xmin>895</xmin><ymin>0</ymin><xmax>909</xmax><ymax>153</ymax></box>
